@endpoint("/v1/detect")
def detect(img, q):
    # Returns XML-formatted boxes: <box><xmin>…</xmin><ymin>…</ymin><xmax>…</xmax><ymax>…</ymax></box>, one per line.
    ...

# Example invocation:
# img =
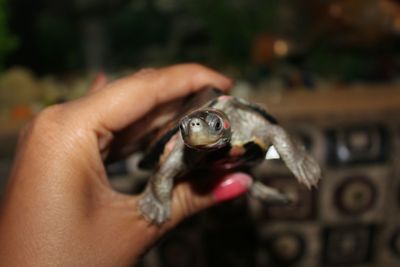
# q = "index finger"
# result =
<box><xmin>81</xmin><ymin>64</ymin><xmax>232</xmax><ymax>132</ymax></box>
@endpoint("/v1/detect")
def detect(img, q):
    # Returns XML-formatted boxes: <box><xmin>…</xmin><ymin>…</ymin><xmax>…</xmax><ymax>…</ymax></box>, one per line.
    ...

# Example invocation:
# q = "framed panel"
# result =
<box><xmin>326</xmin><ymin>124</ymin><xmax>390</xmax><ymax>166</ymax></box>
<box><xmin>320</xmin><ymin>167</ymin><xmax>388</xmax><ymax>223</ymax></box>
<box><xmin>322</xmin><ymin>224</ymin><xmax>376</xmax><ymax>266</ymax></box>
<box><xmin>257</xmin><ymin>223</ymin><xmax>320</xmax><ymax>267</ymax></box>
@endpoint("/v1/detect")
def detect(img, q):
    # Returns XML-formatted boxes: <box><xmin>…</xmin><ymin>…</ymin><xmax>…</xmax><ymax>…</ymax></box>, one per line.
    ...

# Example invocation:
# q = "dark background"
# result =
<box><xmin>3</xmin><ymin>0</ymin><xmax>400</xmax><ymax>80</ymax></box>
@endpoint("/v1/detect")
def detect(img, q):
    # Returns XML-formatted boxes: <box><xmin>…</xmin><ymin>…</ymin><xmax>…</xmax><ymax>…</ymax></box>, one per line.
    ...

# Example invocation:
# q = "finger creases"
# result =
<box><xmin>82</xmin><ymin>64</ymin><xmax>233</xmax><ymax>133</ymax></box>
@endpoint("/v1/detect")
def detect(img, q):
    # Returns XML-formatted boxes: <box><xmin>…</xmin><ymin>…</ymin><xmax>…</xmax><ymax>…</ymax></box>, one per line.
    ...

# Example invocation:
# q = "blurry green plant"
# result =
<box><xmin>0</xmin><ymin>0</ymin><xmax>17</xmax><ymax>70</ymax></box>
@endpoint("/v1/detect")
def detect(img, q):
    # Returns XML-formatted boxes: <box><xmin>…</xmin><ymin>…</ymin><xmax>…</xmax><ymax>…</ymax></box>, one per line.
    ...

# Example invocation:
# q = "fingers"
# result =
<box><xmin>81</xmin><ymin>64</ymin><xmax>232</xmax><ymax>132</ymax></box>
<box><xmin>88</xmin><ymin>72</ymin><xmax>108</xmax><ymax>94</ymax></box>
<box><xmin>164</xmin><ymin>172</ymin><xmax>252</xmax><ymax>229</ymax></box>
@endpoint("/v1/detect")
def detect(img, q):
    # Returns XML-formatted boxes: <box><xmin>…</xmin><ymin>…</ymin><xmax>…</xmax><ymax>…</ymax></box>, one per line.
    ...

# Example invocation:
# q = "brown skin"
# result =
<box><xmin>0</xmin><ymin>64</ymin><xmax>245</xmax><ymax>266</ymax></box>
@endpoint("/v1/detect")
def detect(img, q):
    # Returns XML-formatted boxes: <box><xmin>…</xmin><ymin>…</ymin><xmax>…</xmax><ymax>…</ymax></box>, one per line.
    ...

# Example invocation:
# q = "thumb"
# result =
<box><xmin>166</xmin><ymin>172</ymin><xmax>252</xmax><ymax>228</ymax></box>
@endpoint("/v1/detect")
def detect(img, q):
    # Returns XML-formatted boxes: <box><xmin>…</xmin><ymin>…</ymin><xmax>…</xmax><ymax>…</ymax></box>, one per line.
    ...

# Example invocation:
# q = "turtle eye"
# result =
<box><xmin>206</xmin><ymin>114</ymin><xmax>223</xmax><ymax>133</ymax></box>
<box><xmin>214</xmin><ymin>120</ymin><xmax>222</xmax><ymax>131</ymax></box>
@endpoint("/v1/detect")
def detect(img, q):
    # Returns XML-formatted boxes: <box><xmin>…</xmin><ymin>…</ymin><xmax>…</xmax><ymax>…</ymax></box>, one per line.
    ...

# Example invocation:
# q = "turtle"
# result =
<box><xmin>135</xmin><ymin>88</ymin><xmax>321</xmax><ymax>225</ymax></box>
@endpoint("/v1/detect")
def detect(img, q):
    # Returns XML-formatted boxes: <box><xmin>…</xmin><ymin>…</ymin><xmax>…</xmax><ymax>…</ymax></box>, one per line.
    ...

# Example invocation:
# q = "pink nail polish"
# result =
<box><xmin>213</xmin><ymin>173</ymin><xmax>252</xmax><ymax>202</ymax></box>
<box><xmin>97</xmin><ymin>71</ymin><xmax>107</xmax><ymax>81</ymax></box>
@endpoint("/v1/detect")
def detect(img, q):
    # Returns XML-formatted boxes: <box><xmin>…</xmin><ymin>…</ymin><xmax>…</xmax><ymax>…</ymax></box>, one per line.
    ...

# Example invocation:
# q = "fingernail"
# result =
<box><xmin>96</xmin><ymin>71</ymin><xmax>107</xmax><ymax>81</ymax></box>
<box><xmin>213</xmin><ymin>173</ymin><xmax>252</xmax><ymax>202</ymax></box>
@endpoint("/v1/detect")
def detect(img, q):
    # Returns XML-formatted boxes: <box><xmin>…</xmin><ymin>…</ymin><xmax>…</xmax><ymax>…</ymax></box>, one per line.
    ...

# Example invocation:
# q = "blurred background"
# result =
<box><xmin>1</xmin><ymin>0</ymin><xmax>400</xmax><ymax>266</ymax></box>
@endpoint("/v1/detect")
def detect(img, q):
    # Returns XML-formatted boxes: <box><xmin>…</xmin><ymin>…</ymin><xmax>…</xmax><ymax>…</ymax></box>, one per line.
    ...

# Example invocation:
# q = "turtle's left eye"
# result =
<box><xmin>206</xmin><ymin>114</ymin><xmax>223</xmax><ymax>133</ymax></box>
<box><xmin>215</xmin><ymin>120</ymin><xmax>221</xmax><ymax>131</ymax></box>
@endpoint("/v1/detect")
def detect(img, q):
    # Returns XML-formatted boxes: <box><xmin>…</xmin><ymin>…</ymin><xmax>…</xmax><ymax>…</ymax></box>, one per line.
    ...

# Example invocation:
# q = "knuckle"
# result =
<box><xmin>29</xmin><ymin>104</ymin><xmax>66</xmax><ymax>133</ymax></box>
<box><xmin>35</xmin><ymin>104</ymin><xmax>64</xmax><ymax>124</ymax></box>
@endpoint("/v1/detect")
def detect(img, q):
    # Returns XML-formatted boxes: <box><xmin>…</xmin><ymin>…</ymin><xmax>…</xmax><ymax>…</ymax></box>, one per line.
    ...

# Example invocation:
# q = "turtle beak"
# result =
<box><xmin>180</xmin><ymin>109</ymin><xmax>231</xmax><ymax>150</ymax></box>
<box><xmin>180</xmin><ymin>116</ymin><xmax>215</xmax><ymax>148</ymax></box>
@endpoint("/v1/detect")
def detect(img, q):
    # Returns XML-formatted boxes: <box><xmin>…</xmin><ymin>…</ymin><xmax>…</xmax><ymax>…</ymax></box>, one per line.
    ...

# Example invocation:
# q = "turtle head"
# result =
<box><xmin>180</xmin><ymin>108</ymin><xmax>231</xmax><ymax>150</ymax></box>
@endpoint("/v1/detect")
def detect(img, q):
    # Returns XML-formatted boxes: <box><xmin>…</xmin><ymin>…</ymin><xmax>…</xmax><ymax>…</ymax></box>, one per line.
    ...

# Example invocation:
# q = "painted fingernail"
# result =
<box><xmin>213</xmin><ymin>173</ymin><xmax>252</xmax><ymax>202</ymax></box>
<box><xmin>96</xmin><ymin>71</ymin><xmax>107</xmax><ymax>82</ymax></box>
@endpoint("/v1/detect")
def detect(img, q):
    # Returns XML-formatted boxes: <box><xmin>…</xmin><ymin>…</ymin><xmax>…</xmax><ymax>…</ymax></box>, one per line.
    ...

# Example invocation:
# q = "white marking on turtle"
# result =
<box><xmin>266</xmin><ymin>145</ymin><xmax>280</xmax><ymax>160</ymax></box>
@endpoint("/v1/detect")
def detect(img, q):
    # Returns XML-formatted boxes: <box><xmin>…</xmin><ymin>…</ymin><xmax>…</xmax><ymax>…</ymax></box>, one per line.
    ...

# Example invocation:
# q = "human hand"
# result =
<box><xmin>0</xmin><ymin>64</ymin><xmax>253</xmax><ymax>266</ymax></box>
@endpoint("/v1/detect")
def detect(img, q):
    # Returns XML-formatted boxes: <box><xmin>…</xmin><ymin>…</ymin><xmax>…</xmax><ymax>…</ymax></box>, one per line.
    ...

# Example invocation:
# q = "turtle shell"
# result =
<box><xmin>137</xmin><ymin>90</ymin><xmax>279</xmax><ymax>171</ymax></box>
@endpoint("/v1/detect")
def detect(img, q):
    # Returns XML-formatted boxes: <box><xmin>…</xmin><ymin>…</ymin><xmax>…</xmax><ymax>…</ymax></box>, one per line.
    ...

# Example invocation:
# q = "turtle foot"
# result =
<box><xmin>293</xmin><ymin>154</ymin><xmax>321</xmax><ymax>189</ymax></box>
<box><xmin>138</xmin><ymin>191</ymin><xmax>171</xmax><ymax>225</ymax></box>
<box><xmin>250</xmin><ymin>181</ymin><xmax>291</xmax><ymax>205</ymax></box>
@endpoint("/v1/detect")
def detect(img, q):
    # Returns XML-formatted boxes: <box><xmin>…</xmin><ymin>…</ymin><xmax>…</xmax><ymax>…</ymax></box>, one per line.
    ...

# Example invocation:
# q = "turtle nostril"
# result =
<box><xmin>189</xmin><ymin>118</ymin><xmax>202</xmax><ymax>129</ymax></box>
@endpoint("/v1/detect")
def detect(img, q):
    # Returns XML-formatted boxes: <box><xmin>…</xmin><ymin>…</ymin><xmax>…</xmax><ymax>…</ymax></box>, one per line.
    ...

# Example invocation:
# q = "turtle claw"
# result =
<box><xmin>293</xmin><ymin>154</ymin><xmax>321</xmax><ymax>189</ymax></box>
<box><xmin>138</xmin><ymin>191</ymin><xmax>171</xmax><ymax>225</ymax></box>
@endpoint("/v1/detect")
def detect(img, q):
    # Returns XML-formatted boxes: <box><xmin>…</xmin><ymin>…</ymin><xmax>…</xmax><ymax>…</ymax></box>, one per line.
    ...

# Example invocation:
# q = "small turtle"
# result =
<box><xmin>137</xmin><ymin>88</ymin><xmax>321</xmax><ymax>225</ymax></box>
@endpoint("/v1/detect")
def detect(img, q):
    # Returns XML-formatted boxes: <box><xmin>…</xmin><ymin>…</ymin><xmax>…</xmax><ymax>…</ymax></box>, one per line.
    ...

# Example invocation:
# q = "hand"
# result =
<box><xmin>0</xmin><ymin>64</ymin><xmax>252</xmax><ymax>266</ymax></box>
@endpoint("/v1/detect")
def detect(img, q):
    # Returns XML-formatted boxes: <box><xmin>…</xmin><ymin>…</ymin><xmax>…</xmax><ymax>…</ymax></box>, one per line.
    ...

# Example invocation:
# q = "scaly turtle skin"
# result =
<box><xmin>138</xmin><ymin>89</ymin><xmax>321</xmax><ymax>225</ymax></box>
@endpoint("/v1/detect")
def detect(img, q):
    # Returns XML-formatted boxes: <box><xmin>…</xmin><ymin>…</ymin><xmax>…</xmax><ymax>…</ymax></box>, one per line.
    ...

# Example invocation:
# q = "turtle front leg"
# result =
<box><xmin>139</xmin><ymin>138</ymin><xmax>185</xmax><ymax>225</ymax></box>
<box><xmin>261</xmin><ymin>125</ymin><xmax>322</xmax><ymax>188</ymax></box>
